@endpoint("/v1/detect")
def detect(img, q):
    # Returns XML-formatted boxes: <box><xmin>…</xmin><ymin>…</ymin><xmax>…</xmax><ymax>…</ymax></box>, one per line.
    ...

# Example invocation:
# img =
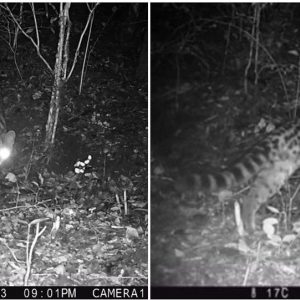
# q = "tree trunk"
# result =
<box><xmin>45</xmin><ymin>3</ymin><xmax>70</xmax><ymax>148</ymax></box>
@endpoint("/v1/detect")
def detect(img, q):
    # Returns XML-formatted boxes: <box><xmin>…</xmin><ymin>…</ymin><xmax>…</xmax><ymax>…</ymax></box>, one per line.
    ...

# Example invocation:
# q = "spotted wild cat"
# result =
<box><xmin>177</xmin><ymin>121</ymin><xmax>300</xmax><ymax>233</ymax></box>
<box><xmin>0</xmin><ymin>112</ymin><xmax>15</xmax><ymax>165</ymax></box>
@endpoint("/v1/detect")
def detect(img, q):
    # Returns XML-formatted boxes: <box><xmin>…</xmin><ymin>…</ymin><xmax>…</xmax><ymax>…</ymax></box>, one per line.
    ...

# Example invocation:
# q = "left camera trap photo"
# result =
<box><xmin>0</xmin><ymin>2</ymin><xmax>148</xmax><ymax>288</ymax></box>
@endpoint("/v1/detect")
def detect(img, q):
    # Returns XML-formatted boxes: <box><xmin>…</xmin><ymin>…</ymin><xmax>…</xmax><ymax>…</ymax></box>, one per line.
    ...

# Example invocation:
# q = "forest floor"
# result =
<box><xmin>151</xmin><ymin>77</ymin><xmax>300</xmax><ymax>287</ymax></box>
<box><xmin>0</xmin><ymin>38</ymin><xmax>147</xmax><ymax>285</ymax></box>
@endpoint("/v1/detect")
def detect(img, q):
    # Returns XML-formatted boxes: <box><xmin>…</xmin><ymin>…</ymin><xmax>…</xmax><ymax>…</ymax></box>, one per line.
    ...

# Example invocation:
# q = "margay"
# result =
<box><xmin>177</xmin><ymin>121</ymin><xmax>300</xmax><ymax>232</ymax></box>
<box><xmin>0</xmin><ymin>112</ymin><xmax>15</xmax><ymax>165</ymax></box>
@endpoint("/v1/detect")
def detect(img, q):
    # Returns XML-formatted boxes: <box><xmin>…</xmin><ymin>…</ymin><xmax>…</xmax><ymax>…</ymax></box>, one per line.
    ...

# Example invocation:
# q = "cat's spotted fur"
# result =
<box><xmin>177</xmin><ymin>121</ymin><xmax>300</xmax><ymax>232</ymax></box>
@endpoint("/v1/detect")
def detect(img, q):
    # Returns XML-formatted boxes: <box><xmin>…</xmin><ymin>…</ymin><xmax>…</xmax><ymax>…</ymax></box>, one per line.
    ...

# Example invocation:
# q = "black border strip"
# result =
<box><xmin>0</xmin><ymin>286</ymin><xmax>147</xmax><ymax>299</ymax></box>
<box><xmin>151</xmin><ymin>286</ymin><xmax>295</xmax><ymax>299</ymax></box>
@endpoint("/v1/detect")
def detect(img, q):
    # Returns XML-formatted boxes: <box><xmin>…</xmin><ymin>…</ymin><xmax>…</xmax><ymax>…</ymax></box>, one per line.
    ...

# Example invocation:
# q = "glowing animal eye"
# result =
<box><xmin>0</xmin><ymin>147</ymin><xmax>11</xmax><ymax>161</ymax></box>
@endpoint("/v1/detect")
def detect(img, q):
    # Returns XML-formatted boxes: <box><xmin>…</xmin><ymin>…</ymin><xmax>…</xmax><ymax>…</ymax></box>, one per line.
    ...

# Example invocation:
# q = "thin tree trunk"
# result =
<box><xmin>45</xmin><ymin>3</ymin><xmax>70</xmax><ymax>147</ymax></box>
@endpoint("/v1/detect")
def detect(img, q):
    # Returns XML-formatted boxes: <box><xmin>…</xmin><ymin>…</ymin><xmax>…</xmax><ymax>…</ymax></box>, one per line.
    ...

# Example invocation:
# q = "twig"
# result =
<box><xmin>254</xmin><ymin>4</ymin><xmax>261</xmax><ymax>86</ymax></box>
<box><xmin>288</xmin><ymin>183</ymin><xmax>300</xmax><ymax>228</ymax></box>
<box><xmin>0</xmin><ymin>35</ymin><xmax>22</xmax><ymax>80</ymax></box>
<box><xmin>79</xmin><ymin>5</ymin><xmax>95</xmax><ymax>94</ymax></box>
<box><xmin>294</xmin><ymin>55</ymin><xmax>300</xmax><ymax>119</ymax></box>
<box><xmin>124</xmin><ymin>190</ymin><xmax>128</xmax><ymax>216</ymax></box>
<box><xmin>3</xmin><ymin>4</ymin><xmax>53</xmax><ymax>72</ymax></box>
<box><xmin>0</xmin><ymin>198</ymin><xmax>53</xmax><ymax>213</ymax></box>
<box><xmin>30</xmin><ymin>3</ymin><xmax>40</xmax><ymax>49</ymax></box>
<box><xmin>196</xmin><ymin>17</ymin><xmax>289</xmax><ymax>103</ymax></box>
<box><xmin>0</xmin><ymin>238</ymin><xmax>23</xmax><ymax>264</ymax></box>
<box><xmin>242</xmin><ymin>258</ymin><xmax>251</xmax><ymax>286</ymax></box>
<box><xmin>24</xmin><ymin>219</ymin><xmax>48</xmax><ymax>285</ymax></box>
<box><xmin>66</xmin><ymin>3</ymin><xmax>99</xmax><ymax>81</ymax></box>
<box><xmin>115</xmin><ymin>194</ymin><xmax>122</xmax><ymax>214</ymax></box>
<box><xmin>244</xmin><ymin>6</ymin><xmax>256</xmax><ymax>94</ymax></box>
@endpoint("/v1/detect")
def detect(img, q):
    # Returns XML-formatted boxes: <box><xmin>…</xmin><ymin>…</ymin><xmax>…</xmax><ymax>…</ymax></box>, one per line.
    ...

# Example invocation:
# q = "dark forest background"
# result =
<box><xmin>152</xmin><ymin>3</ymin><xmax>300</xmax><ymax>153</ymax></box>
<box><xmin>151</xmin><ymin>3</ymin><xmax>300</xmax><ymax>287</ymax></box>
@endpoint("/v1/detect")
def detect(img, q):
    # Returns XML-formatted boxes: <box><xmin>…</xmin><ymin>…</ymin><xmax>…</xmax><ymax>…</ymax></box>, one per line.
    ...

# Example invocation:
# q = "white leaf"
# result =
<box><xmin>280</xmin><ymin>264</ymin><xmax>296</xmax><ymax>274</ymax></box>
<box><xmin>38</xmin><ymin>173</ymin><xmax>44</xmax><ymax>185</ymax></box>
<box><xmin>174</xmin><ymin>248</ymin><xmax>185</xmax><ymax>258</ymax></box>
<box><xmin>126</xmin><ymin>226</ymin><xmax>139</xmax><ymax>242</ymax></box>
<box><xmin>54</xmin><ymin>264</ymin><xmax>66</xmax><ymax>275</ymax></box>
<box><xmin>218</xmin><ymin>190</ymin><xmax>233</xmax><ymax>202</ymax></box>
<box><xmin>153</xmin><ymin>165</ymin><xmax>165</xmax><ymax>176</ymax></box>
<box><xmin>263</xmin><ymin>217</ymin><xmax>279</xmax><ymax>226</ymax></box>
<box><xmin>234</xmin><ymin>201</ymin><xmax>245</xmax><ymax>236</ymax></box>
<box><xmin>257</xmin><ymin>118</ymin><xmax>266</xmax><ymax>129</ymax></box>
<box><xmin>288</xmin><ymin>50</ymin><xmax>299</xmax><ymax>56</ymax></box>
<box><xmin>25</xmin><ymin>27</ymin><xmax>34</xmax><ymax>34</ymax></box>
<box><xmin>266</xmin><ymin>123</ymin><xmax>275</xmax><ymax>133</ymax></box>
<box><xmin>282</xmin><ymin>234</ymin><xmax>297</xmax><ymax>243</ymax></box>
<box><xmin>269</xmin><ymin>234</ymin><xmax>282</xmax><ymax>243</ymax></box>
<box><xmin>238</xmin><ymin>239</ymin><xmax>252</xmax><ymax>253</ymax></box>
<box><xmin>224</xmin><ymin>242</ymin><xmax>239</xmax><ymax>250</ymax></box>
<box><xmin>266</xmin><ymin>237</ymin><xmax>281</xmax><ymax>247</ymax></box>
<box><xmin>266</xmin><ymin>205</ymin><xmax>280</xmax><ymax>214</ymax></box>
<box><xmin>263</xmin><ymin>217</ymin><xmax>278</xmax><ymax>238</ymax></box>
<box><xmin>292</xmin><ymin>221</ymin><xmax>300</xmax><ymax>233</ymax></box>
<box><xmin>5</xmin><ymin>172</ymin><xmax>17</xmax><ymax>183</ymax></box>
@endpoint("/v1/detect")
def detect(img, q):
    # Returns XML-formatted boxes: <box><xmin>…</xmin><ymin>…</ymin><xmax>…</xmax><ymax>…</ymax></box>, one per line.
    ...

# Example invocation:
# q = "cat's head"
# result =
<box><xmin>0</xmin><ymin>130</ymin><xmax>16</xmax><ymax>165</ymax></box>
